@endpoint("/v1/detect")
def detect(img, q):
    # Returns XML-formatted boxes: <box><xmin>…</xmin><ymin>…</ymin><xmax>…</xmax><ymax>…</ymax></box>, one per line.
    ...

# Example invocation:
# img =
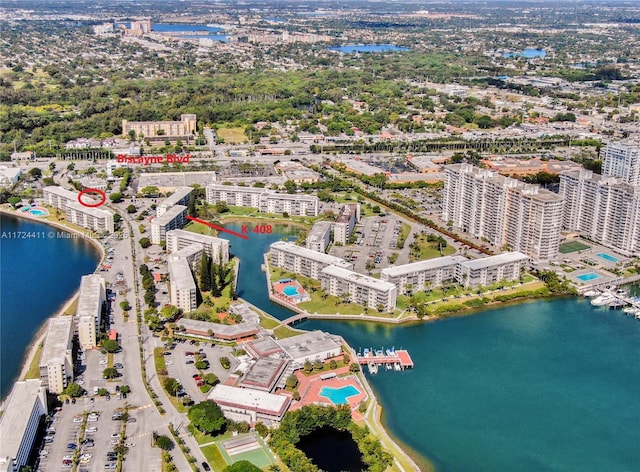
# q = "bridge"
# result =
<box><xmin>281</xmin><ymin>313</ymin><xmax>309</xmax><ymax>326</ymax></box>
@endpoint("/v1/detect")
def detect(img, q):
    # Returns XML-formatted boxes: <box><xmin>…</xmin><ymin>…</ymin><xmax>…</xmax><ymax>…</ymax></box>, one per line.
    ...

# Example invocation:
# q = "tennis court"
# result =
<box><xmin>559</xmin><ymin>241</ymin><xmax>590</xmax><ymax>254</ymax></box>
<box><xmin>217</xmin><ymin>433</ymin><xmax>276</xmax><ymax>468</ymax></box>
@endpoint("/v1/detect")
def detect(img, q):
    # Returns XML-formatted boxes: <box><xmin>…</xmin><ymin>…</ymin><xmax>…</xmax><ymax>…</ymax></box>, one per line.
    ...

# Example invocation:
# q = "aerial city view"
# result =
<box><xmin>1</xmin><ymin>0</ymin><xmax>639</xmax><ymax>471</ymax></box>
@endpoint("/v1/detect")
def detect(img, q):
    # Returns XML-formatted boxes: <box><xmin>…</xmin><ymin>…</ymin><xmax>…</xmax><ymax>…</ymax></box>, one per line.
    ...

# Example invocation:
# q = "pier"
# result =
<box><xmin>357</xmin><ymin>349</ymin><xmax>414</xmax><ymax>370</ymax></box>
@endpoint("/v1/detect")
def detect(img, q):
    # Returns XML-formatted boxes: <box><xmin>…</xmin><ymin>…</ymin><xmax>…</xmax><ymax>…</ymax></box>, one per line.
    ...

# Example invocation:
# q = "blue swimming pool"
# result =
<box><xmin>282</xmin><ymin>285</ymin><xmax>300</xmax><ymax>296</ymax></box>
<box><xmin>29</xmin><ymin>208</ymin><xmax>48</xmax><ymax>216</ymax></box>
<box><xmin>596</xmin><ymin>253</ymin><xmax>619</xmax><ymax>263</ymax></box>
<box><xmin>577</xmin><ymin>273</ymin><xmax>601</xmax><ymax>282</ymax></box>
<box><xmin>319</xmin><ymin>385</ymin><xmax>360</xmax><ymax>405</ymax></box>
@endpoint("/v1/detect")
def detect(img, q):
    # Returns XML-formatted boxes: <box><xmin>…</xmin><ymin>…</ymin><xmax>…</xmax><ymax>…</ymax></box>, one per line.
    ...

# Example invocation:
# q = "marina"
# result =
<box><xmin>588</xmin><ymin>287</ymin><xmax>640</xmax><ymax>319</ymax></box>
<box><xmin>357</xmin><ymin>348</ymin><xmax>414</xmax><ymax>374</ymax></box>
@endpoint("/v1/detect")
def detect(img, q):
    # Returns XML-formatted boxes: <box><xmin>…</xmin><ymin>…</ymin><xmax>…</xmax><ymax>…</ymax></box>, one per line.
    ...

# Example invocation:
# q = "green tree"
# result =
<box><xmin>119</xmin><ymin>385</ymin><xmax>131</xmax><ymax>394</ymax></box>
<box><xmin>304</xmin><ymin>360</ymin><xmax>313</xmax><ymax>373</ymax></box>
<box><xmin>187</xmin><ymin>400</ymin><xmax>226</xmax><ymax>435</ymax></box>
<box><xmin>223</xmin><ymin>461</ymin><xmax>262</xmax><ymax>472</ymax></box>
<box><xmin>139</xmin><ymin>237</ymin><xmax>151</xmax><ymax>248</ymax></box>
<box><xmin>154</xmin><ymin>434</ymin><xmax>174</xmax><ymax>451</ymax></box>
<box><xmin>349</xmin><ymin>362</ymin><xmax>360</xmax><ymax>373</ymax></box>
<box><xmin>219</xmin><ymin>356</ymin><xmax>230</xmax><ymax>369</ymax></box>
<box><xmin>195</xmin><ymin>360</ymin><xmax>208</xmax><ymax>370</ymax></box>
<box><xmin>215</xmin><ymin>201</ymin><xmax>229</xmax><ymax>213</ymax></box>
<box><xmin>160</xmin><ymin>305</ymin><xmax>179</xmax><ymax>320</ymax></box>
<box><xmin>103</xmin><ymin>367</ymin><xmax>118</xmax><ymax>379</ymax></box>
<box><xmin>140</xmin><ymin>185</ymin><xmax>159</xmax><ymax>196</ymax></box>
<box><xmin>63</xmin><ymin>382</ymin><xmax>84</xmax><ymax>398</ymax></box>
<box><xmin>199</xmin><ymin>253</ymin><xmax>211</xmax><ymax>292</ymax></box>
<box><xmin>28</xmin><ymin>167</ymin><xmax>42</xmax><ymax>179</ymax></box>
<box><xmin>163</xmin><ymin>377</ymin><xmax>181</xmax><ymax>396</ymax></box>
<box><xmin>187</xmin><ymin>192</ymin><xmax>197</xmax><ymax>217</ymax></box>
<box><xmin>204</xmin><ymin>373</ymin><xmax>219</xmax><ymax>386</ymax></box>
<box><xmin>284</xmin><ymin>180</ymin><xmax>297</xmax><ymax>194</ymax></box>
<box><xmin>102</xmin><ymin>339</ymin><xmax>120</xmax><ymax>353</ymax></box>
<box><xmin>285</xmin><ymin>374</ymin><xmax>298</xmax><ymax>390</ymax></box>
<box><xmin>126</xmin><ymin>204</ymin><xmax>137</xmax><ymax>214</ymax></box>
<box><xmin>109</xmin><ymin>192</ymin><xmax>122</xmax><ymax>203</ymax></box>
<box><xmin>119</xmin><ymin>300</ymin><xmax>131</xmax><ymax>311</ymax></box>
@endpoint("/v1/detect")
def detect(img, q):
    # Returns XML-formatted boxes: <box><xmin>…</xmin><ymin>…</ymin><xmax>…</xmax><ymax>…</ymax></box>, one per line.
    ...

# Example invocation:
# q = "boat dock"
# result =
<box><xmin>357</xmin><ymin>348</ymin><xmax>414</xmax><ymax>371</ymax></box>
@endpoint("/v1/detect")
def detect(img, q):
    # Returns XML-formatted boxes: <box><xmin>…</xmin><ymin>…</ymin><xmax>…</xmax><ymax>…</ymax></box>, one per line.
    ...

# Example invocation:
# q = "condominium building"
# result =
<box><xmin>443</xmin><ymin>164</ymin><xmax>564</xmax><ymax>261</ymax></box>
<box><xmin>306</xmin><ymin>221</ymin><xmax>332</xmax><ymax>253</ymax></box>
<box><xmin>171</xmin><ymin>243</ymin><xmax>204</xmax><ymax>270</ymax></box>
<box><xmin>380</xmin><ymin>255</ymin><xmax>468</xmax><ymax>295</ymax></box>
<box><xmin>39</xmin><ymin>317</ymin><xmax>74</xmax><ymax>394</ymax></box>
<box><xmin>560</xmin><ymin>170</ymin><xmax>640</xmax><ymax>256</ymax></box>
<box><xmin>77</xmin><ymin>274</ymin><xmax>106</xmax><ymax>350</ymax></box>
<box><xmin>122</xmin><ymin>113</ymin><xmax>197</xmax><ymax>141</ymax></box>
<box><xmin>66</xmin><ymin>202</ymin><xmax>115</xmax><ymax>234</ymax></box>
<box><xmin>205</xmin><ymin>184</ymin><xmax>320</xmax><ymax>216</ymax></box>
<box><xmin>42</xmin><ymin>186</ymin><xmax>77</xmax><ymax>211</ymax></box>
<box><xmin>157</xmin><ymin>186</ymin><xmax>193</xmax><ymax>217</ymax></box>
<box><xmin>168</xmin><ymin>257</ymin><xmax>197</xmax><ymax>312</ymax></box>
<box><xmin>603</xmin><ymin>141</ymin><xmax>640</xmax><ymax>186</ymax></box>
<box><xmin>166</xmin><ymin>229</ymin><xmax>229</xmax><ymax>263</ymax></box>
<box><xmin>333</xmin><ymin>203</ymin><xmax>360</xmax><ymax>245</ymax></box>
<box><xmin>320</xmin><ymin>265</ymin><xmax>397</xmax><ymax>312</ymax></box>
<box><xmin>151</xmin><ymin>205</ymin><xmax>187</xmax><ymax>244</ymax></box>
<box><xmin>0</xmin><ymin>380</ymin><xmax>48</xmax><ymax>472</ymax></box>
<box><xmin>269</xmin><ymin>241</ymin><xmax>353</xmax><ymax>279</ymax></box>
<box><xmin>457</xmin><ymin>252</ymin><xmax>530</xmax><ymax>287</ymax></box>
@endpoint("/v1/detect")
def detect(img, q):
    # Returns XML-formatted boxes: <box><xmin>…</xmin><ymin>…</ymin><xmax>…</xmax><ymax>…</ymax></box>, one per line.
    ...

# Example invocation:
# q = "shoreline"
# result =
<box><xmin>0</xmin><ymin>206</ymin><xmax>104</xmax><ymax>402</ymax></box>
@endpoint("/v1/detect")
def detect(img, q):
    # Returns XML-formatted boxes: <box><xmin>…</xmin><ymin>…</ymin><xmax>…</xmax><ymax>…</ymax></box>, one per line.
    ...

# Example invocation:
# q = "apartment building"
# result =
<box><xmin>333</xmin><ymin>203</ymin><xmax>360</xmax><ymax>245</ymax></box>
<box><xmin>320</xmin><ymin>265</ymin><xmax>397</xmax><ymax>312</ymax></box>
<box><xmin>560</xmin><ymin>169</ymin><xmax>640</xmax><ymax>256</ymax></box>
<box><xmin>457</xmin><ymin>252</ymin><xmax>530</xmax><ymax>287</ymax></box>
<box><xmin>151</xmin><ymin>205</ymin><xmax>187</xmax><ymax>244</ymax></box>
<box><xmin>603</xmin><ymin>141</ymin><xmax>640</xmax><ymax>186</ymax></box>
<box><xmin>122</xmin><ymin>113</ymin><xmax>197</xmax><ymax>141</ymax></box>
<box><xmin>157</xmin><ymin>186</ymin><xmax>193</xmax><ymax>217</ymax></box>
<box><xmin>168</xmin><ymin>256</ymin><xmax>197</xmax><ymax>312</ymax></box>
<box><xmin>443</xmin><ymin>164</ymin><xmax>563</xmax><ymax>261</ymax></box>
<box><xmin>66</xmin><ymin>202</ymin><xmax>115</xmax><ymax>234</ymax></box>
<box><xmin>166</xmin><ymin>229</ymin><xmax>229</xmax><ymax>263</ymax></box>
<box><xmin>380</xmin><ymin>255</ymin><xmax>468</xmax><ymax>295</ymax></box>
<box><xmin>0</xmin><ymin>380</ymin><xmax>48</xmax><ymax>472</ymax></box>
<box><xmin>42</xmin><ymin>186</ymin><xmax>78</xmax><ymax>211</ymax></box>
<box><xmin>77</xmin><ymin>274</ymin><xmax>106</xmax><ymax>350</ymax></box>
<box><xmin>269</xmin><ymin>241</ymin><xmax>353</xmax><ymax>279</ymax></box>
<box><xmin>306</xmin><ymin>221</ymin><xmax>332</xmax><ymax>253</ymax></box>
<box><xmin>205</xmin><ymin>184</ymin><xmax>320</xmax><ymax>216</ymax></box>
<box><xmin>39</xmin><ymin>317</ymin><xmax>74</xmax><ymax>394</ymax></box>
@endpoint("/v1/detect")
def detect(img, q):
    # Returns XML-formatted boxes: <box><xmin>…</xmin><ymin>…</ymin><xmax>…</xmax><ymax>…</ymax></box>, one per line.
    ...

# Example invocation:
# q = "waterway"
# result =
<box><xmin>0</xmin><ymin>214</ymin><xmax>100</xmax><ymax>399</ymax></box>
<box><xmin>221</xmin><ymin>223</ymin><xmax>640</xmax><ymax>472</ymax></box>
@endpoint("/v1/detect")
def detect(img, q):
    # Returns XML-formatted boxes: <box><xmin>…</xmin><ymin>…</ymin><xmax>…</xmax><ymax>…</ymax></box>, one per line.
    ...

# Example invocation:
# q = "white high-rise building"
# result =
<box><xmin>168</xmin><ymin>257</ymin><xmax>197</xmax><ymax>312</ymax></box>
<box><xmin>603</xmin><ymin>141</ymin><xmax>640</xmax><ymax>186</ymax></box>
<box><xmin>443</xmin><ymin>164</ymin><xmax>564</xmax><ymax>261</ymax></box>
<box><xmin>39</xmin><ymin>317</ymin><xmax>74</xmax><ymax>394</ymax></box>
<box><xmin>77</xmin><ymin>274</ymin><xmax>106</xmax><ymax>349</ymax></box>
<box><xmin>559</xmin><ymin>169</ymin><xmax>640</xmax><ymax>256</ymax></box>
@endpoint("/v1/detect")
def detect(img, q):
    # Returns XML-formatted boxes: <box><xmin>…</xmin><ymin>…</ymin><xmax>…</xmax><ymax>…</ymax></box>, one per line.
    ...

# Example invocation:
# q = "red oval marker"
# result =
<box><xmin>78</xmin><ymin>188</ymin><xmax>107</xmax><ymax>208</ymax></box>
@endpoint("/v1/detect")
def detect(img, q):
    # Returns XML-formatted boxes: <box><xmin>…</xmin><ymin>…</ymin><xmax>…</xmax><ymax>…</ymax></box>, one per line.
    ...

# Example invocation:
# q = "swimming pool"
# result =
<box><xmin>596</xmin><ymin>253</ymin><xmax>619</xmax><ymax>263</ymax></box>
<box><xmin>282</xmin><ymin>285</ymin><xmax>300</xmax><ymax>297</ymax></box>
<box><xmin>319</xmin><ymin>385</ymin><xmax>360</xmax><ymax>405</ymax></box>
<box><xmin>577</xmin><ymin>272</ymin><xmax>601</xmax><ymax>282</ymax></box>
<box><xmin>29</xmin><ymin>208</ymin><xmax>49</xmax><ymax>216</ymax></box>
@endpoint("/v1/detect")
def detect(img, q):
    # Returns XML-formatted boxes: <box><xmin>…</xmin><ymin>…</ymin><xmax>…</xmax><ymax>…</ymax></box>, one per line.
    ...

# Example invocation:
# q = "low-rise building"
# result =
<box><xmin>381</xmin><ymin>256</ymin><xmax>468</xmax><ymax>295</ymax></box>
<box><xmin>122</xmin><ymin>114</ymin><xmax>197</xmax><ymax>144</ymax></box>
<box><xmin>66</xmin><ymin>202</ymin><xmax>115</xmax><ymax>234</ymax></box>
<box><xmin>207</xmin><ymin>385</ymin><xmax>291</xmax><ymax>426</ymax></box>
<box><xmin>239</xmin><ymin>358</ymin><xmax>289</xmax><ymax>392</ymax></box>
<box><xmin>177</xmin><ymin>318</ymin><xmax>260</xmax><ymax>342</ymax></box>
<box><xmin>269</xmin><ymin>241</ymin><xmax>353</xmax><ymax>279</ymax></box>
<box><xmin>320</xmin><ymin>265</ymin><xmax>397</xmax><ymax>312</ymax></box>
<box><xmin>138</xmin><ymin>171</ymin><xmax>217</xmax><ymax>192</ymax></box>
<box><xmin>457</xmin><ymin>252</ymin><xmax>530</xmax><ymax>287</ymax></box>
<box><xmin>157</xmin><ymin>186</ymin><xmax>193</xmax><ymax>217</ymax></box>
<box><xmin>0</xmin><ymin>380</ymin><xmax>48</xmax><ymax>472</ymax></box>
<box><xmin>168</xmin><ymin>257</ymin><xmax>197</xmax><ymax>312</ymax></box>
<box><xmin>42</xmin><ymin>186</ymin><xmax>77</xmax><ymax>211</ymax></box>
<box><xmin>333</xmin><ymin>203</ymin><xmax>360</xmax><ymax>245</ymax></box>
<box><xmin>151</xmin><ymin>205</ymin><xmax>187</xmax><ymax>244</ymax></box>
<box><xmin>77</xmin><ymin>274</ymin><xmax>106</xmax><ymax>350</ymax></box>
<box><xmin>39</xmin><ymin>316</ymin><xmax>74</xmax><ymax>394</ymax></box>
<box><xmin>275</xmin><ymin>331</ymin><xmax>343</xmax><ymax>370</ymax></box>
<box><xmin>205</xmin><ymin>184</ymin><xmax>320</xmax><ymax>216</ymax></box>
<box><xmin>166</xmin><ymin>229</ymin><xmax>229</xmax><ymax>263</ymax></box>
<box><xmin>306</xmin><ymin>221</ymin><xmax>332</xmax><ymax>253</ymax></box>
<box><xmin>276</xmin><ymin>161</ymin><xmax>321</xmax><ymax>184</ymax></box>
<box><xmin>0</xmin><ymin>166</ymin><xmax>21</xmax><ymax>187</ymax></box>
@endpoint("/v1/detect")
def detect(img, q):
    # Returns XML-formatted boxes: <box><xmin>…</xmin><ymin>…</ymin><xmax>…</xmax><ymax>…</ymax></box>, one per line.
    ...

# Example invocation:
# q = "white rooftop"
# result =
<box><xmin>40</xmin><ymin>316</ymin><xmax>73</xmax><ymax>365</ymax></box>
<box><xmin>322</xmin><ymin>265</ymin><xmax>396</xmax><ymax>292</ymax></box>
<box><xmin>0</xmin><ymin>380</ymin><xmax>47</xmax><ymax>465</ymax></box>
<box><xmin>381</xmin><ymin>256</ymin><xmax>467</xmax><ymax>278</ymax></box>
<box><xmin>168</xmin><ymin>257</ymin><xmax>196</xmax><ymax>290</ymax></box>
<box><xmin>461</xmin><ymin>252</ymin><xmax>529</xmax><ymax>270</ymax></box>
<box><xmin>159</xmin><ymin>186</ymin><xmax>193</xmax><ymax>208</ymax></box>
<box><xmin>167</xmin><ymin>229</ymin><xmax>228</xmax><ymax>248</ymax></box>
<box><xmin>76</xmin><ymin>274</ymin><xmax>105</xmax><ymax>319</ymax></box>
<box><xmin>308</xmin><ymin>221</ymin><xmax>332</xmax><ymax>239</ymax></box>
<box><xmin>67</xmin><ymin>201</ymin><xmax>114</xmax><ymax>218</ymax></box>
<box><xmin>43</xmin><ymin>185</ymin><xmax>77</xmax><ymax>200</ymax></box>
<box><xmin>153</xmin><ymin>204</ymin><xmax>187</xmax><ymax>226</ymax></box>
<box><xmin>271</xmin><ymin>241</ymin><xmax>352</xmax><ymax>268</ymax></box>
<box><xmin>275</xmin><ymin>330</ymin><xmax>342</xmax><ymax>361</ymax></box>
<box><xmin>172</xmin><ymin>243</ymin><xmax>204</xmax><ymax>260</ymax></box>
<box><xmin>208</xmin><ymin>384</ymin><xmax>291</xmax><ymax>416</ymax></box>
<box><xmin>208</xmin><ymin>184</ymin><xmax>265</xmax><ymax>194</ymax></box>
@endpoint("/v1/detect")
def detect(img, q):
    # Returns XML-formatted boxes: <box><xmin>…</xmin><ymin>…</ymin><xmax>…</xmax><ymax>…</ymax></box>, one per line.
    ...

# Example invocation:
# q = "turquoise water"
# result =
<box><xmin>319</xmin><ymin>385</ymin><xmax>360</xmax><ymax>405</ymax></box>
<box><xmin>328</xmin><ymin>44</ymin><xmax>410</xmax><ymax>53</ymax></box>
<box><xmin>282</xmin><ymin>285</ymin><xmax>300</xmax><ymax>296</ymax></box>
<box><xmin>28</xmin><ymin>208</ymin><xmax>48</xmax><ymax>216</ymax></box>
<box><xmin>596</xmin><ymin>252</ymin><xmax>619</xmax><ymax>263</ymax></box>
<box><xmin>0</xmin><ymin>214</ymin><xmax>100</xmax><ymax>399</ymax></box>
<box><xmin>577</xmin><ymin>272</ymin><xmax>601</xmax><ymax>281</ymax></box>
<box><xmin>221</xmin><ymin>224</ymin><xmax>640</xmax><ymax>471</ymax></box>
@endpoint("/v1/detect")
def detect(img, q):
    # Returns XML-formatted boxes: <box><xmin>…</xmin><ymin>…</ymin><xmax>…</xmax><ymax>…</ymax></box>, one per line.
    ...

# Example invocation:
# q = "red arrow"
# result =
<box><xmin>185</xmin><ymin>215</ymin><xmax>249</xmax><ymax>240</ymax></box>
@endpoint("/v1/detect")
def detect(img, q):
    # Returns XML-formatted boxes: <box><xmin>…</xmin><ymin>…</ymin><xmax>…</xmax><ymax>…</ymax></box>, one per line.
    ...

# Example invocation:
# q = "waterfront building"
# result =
<box><xmin>306</xmin><ymin>221</ymin><xmax>332</xmax><ymax>253</ymax></box>
<box><xmin>320</xmin><ymin>265</ymin><xmax>397</xmax><ymax>312</ymax></box>
<box><xmin>150</xmin><ymin>205</ymin><xmax>187</xmax><ymax>244</ymax></box>
<box><xmin>275</xmin><ymin>331</ymin><xmax>343</xmax><ymax>370</ymax></box>
<box><xmin>457</xmin><ymin>252</ymin><xmax>530</xmax><ymax>287</ymax></box>
<box><xmin>168</xmin><ymin>257</ymin><xmax>197</xmax><ymax>312</ymax></box>
<box><xmin>0</xmin><ymin>380</ymin><xmax>48</xmax><ymax>472</ymax></box>
<box><xmin>603</xmin><ymin>141</ymin><xmax>640</xmax><ymax>186</ymax></box>
<box><xmin>380</xmin><ymin>255</ymin><xmax>468</xmax><ymax>295</ymax></box>
<box><xmin>39</xmin><ymin>317</ymin><xmax>74</xmax><ymax>394</ymax></box>
<box><xmin>205</xmin><ymin>184</ymin><xmax>320</xmax><ymax>216</ymax></box>
<box><xmin>443</xmin><ymin>164</ymin><xmax>563</xmax><ymax>261</ymax></box>
<box><xmin>166</xmin><ymin>229</ymin><xmax>229</xmax><ymax>263</ymax></box>
<box><xmin>239</xmin><ymin>357</ymin><xmax>289</xmax><ymax>392</ymax></box>
<box><xmin>121</xmin><ymin>114</ymin><xmax>197</xmax><ymax>144</ymax></box>
<box><xmin>333</xmin><ymin>203</ymin><xmax>360</xmax><ymax>245</ymax></box>
<box><xmin>207</xmin><ymin>385</ymin><xmax>291</xmax><ymax>426</ymax></box>
<box><xmin>157</xmin><ymin>187</ymin><xmax>193</xmax><ymax>217</ymax></box>
<box><xmin>170</xmin><ymin>244</ymin><xmax>204</xmax><ymax>271</ymax></box>
<box><xmin>66</xmin><ymin>202</ymin><xmax>115</xmax><ymax>234</ymax></box>
<box><xmin>42</xmin><ymin>186</ymin><xmax>77</xmax><ymax>211</ymax></box>
<box><xmin>269</xmin><ymin>241</ymin><xmax>353</xmax><ymax>279</ymax></box>
<box><xmin>559</xmin><ymin>170</ymin><xmax>640</xmax><ymax>256</ymax></box>
<box><xmin>77</xmin><ymin>274</ymin><xmax>106</xmax><ymax>350</ymax></box>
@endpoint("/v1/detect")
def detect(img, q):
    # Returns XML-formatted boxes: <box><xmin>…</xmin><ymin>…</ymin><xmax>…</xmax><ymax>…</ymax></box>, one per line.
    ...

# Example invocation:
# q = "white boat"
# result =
<box><xmin>591</xmin><ymin>294</ymin><xmax>615</xmax><ymax>306</ymax></box>
<box><xmin>623</xmin><ymin>306</ymin><xmax>639</xmax><ymax>315</ymax></box>
<box><xmin>583</xmin><ymin>289</ymin><xmax>601</xmax><ymax>297</ymax></box>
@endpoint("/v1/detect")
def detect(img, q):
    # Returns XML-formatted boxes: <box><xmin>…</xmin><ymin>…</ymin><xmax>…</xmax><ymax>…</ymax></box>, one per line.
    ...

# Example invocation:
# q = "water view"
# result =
<box><xmin>503</xmin><ymin>48</ymin><xmax>547</xmax><ymax>58</ymax></box>
<box><xmin>296</xmin><ymin>426</ymin><xmax>366</xmax><ymax>472</ymax></box>
<box><xmin>328</xmin><ymin>44</ymin><xmax>410</xmax><ymax>53</ymax></box>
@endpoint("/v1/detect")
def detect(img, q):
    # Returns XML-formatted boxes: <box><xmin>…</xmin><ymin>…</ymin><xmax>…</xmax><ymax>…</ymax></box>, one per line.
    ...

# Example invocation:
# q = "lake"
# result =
<box><xmin>503</xmin><ymin>48</ymin><xmax>547</xmax><ymax>59</ymax></box>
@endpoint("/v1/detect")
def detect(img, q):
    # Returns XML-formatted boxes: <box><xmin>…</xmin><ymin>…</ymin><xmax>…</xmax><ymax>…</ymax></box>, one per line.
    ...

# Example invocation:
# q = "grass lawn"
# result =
<box><xmin>201</xmin><ymin>444</ymin><xmax>228</xmax><ymax>471</ymax></box>
<box><xmin>258</xmin><ymin>315</ymin><xmax>280</xmax><ymax>329</ymax></box>
<box><xmin>396</xmin><ymin>222</ymin><xmax>411</xmax><ymax>249</ymax></box>
<box><xmin>216</xmin><ymin>127</ymin><xmax>248</xmax><ymax>144</ymax></box>
<box><xmin>273</xmin><ymin>325</ymin><xmax>302</xmax><ymax>339</ymax></box>
<box><xmin>410</xmin><ymin>234</ymin><xmax>456</xmax><ymax>261</ymax></box>
<box><xmin>183</xmin><ymin>221</ymin><xmax>218</xmax><ymax>236</ymax></box>
<box><xmin>23</xmin><ymin>342</ymin><xmax>44</xmax><ymax>380</ymax></box>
